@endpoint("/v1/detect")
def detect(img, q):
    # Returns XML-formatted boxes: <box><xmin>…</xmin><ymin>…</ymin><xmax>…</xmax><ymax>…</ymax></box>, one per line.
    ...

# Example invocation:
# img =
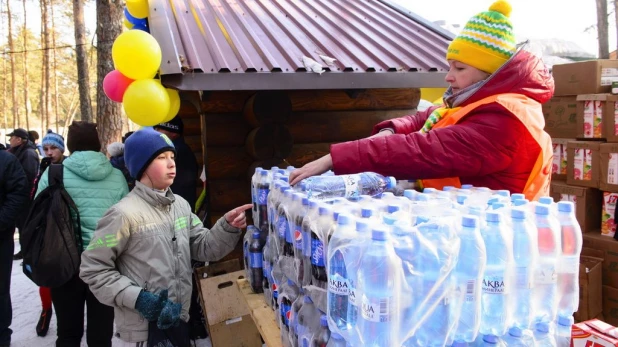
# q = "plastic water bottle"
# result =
<box><xmin>297</xmin><ymin>296</ymin><xmax>319</xmax><ymax>346</ymax></box>
<box><xmin>495</xmin><ymin>190</ymin><xmax>510</xmax><ymax>198</ymax></box>
<box><xmin>556</xmin><ymin>201</ymin><xmax>582</xmax><ymax>326</ymax></box>
<box><xmin>533</xmin><ymin>323</ymin><xmax>556</xmax><ymax>347</ymax></box>
<box><xmin>311</xmin><ymin>206</ymin><xmax>331</xmax><ymax>289</ymax></box>
<box><xmin>301</xmin><ymin>200</ymin><xmax>319</xmax><ymax>288</ymax></box>
<box><xmin>281</xmin><ymin>280</ymin><xmax>300</xmax><ymax>343</ymax></box>
<box><xmin>451</xmin><ymin>216</ymin><xmax>486</xmax><ymax>344</ymax></box>
<box><xmin>501</xmin><ymin>327</ymin><xmax>535</xmax><ymax>347</ymax></box>
<box><xmin>251</xmin><ymin>167</ymin><xmax>264</xmax><ymax>224</ymax></box>
<box><xmin>301</xmin><ymin>172</ymin><xmax>396</xmax><ymax>200</ymax></box>
<box><xmin>256</xmin><ymin>170</ymin><xmax>270</xmax><ymax>232</ymax></box>
<box><xmin>243</xmin><ymin>225</ymin><xmax>255</xmax><ymax>278</ymax></box>
<box><xmin>289</xmin><ymin>293</ymin><xmax>305</xmax><ymax>347</ymax></box>
<box><xmin>263</xmin><ymin>237</ymin><xmax>273</xmax><ymax>307</ymax></box>
<box><xmin>292</xmin><ymin>194</ymin><xmax>308</xmax><ymax>285</ymax></box>
<box><xmin>392</xmin><ymin>223</ymin><xmax>419</xmax><ymax>346</ymax></box>
<box><xmin>346</xmin><ymin>220</ymin><xmax>371</xmax><ymax>345</ymax></box>
<box><xmin>279</xmin><ymin>190</ymin><xmax>294</xmax><ymax>257</ymax></box>
<box><xmin>538</xmin><ymin>197</ymin><xmax>554</xmax><ymax>205</ymax></box>
<box><xmin>511</xmin><ymin>193</ymin><xmax>525</xmax><ymax>204</ymax></box>
<box><xmin>327</xmin><ymin>214</ymin><xmax>355</xmax><ymax>336</ymax></box>
<box><xmin>311</xmin><ymin>314</ymin><xmax>331</xmax><ymax>347</ymax></box>
<box><xmin>249</xmin><ymin>230</ymin><xmax>264</xmax><ymax>293</ymax></box>
<box><xmin>479</xmin><ymin>212</ymin><xmax>514</xmax><ymax>338</ymax></box>
<box><xmin>511</xmin><ymin>208</ymin><xmax>538</xmax><ymax>330</ymax></box>
<box><xmin>533</xmin><ymin>204</ymin><xmax>560</xmax><ymax>326</ymax></box>
<box><xmin>326</xmin><ymin>332</ymin><xmax>347</xmax><ymax>347</ymax></box>
<box><xmin>357</xmin><ymin>227</ymin><xmax>400</xmax><ymax>347</ymax></box>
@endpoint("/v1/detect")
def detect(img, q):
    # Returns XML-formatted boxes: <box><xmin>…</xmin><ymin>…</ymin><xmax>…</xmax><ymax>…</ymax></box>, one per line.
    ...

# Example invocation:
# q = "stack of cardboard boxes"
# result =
<box><xmin>545</xmin><ymin>60</ymin><xmax>618</xmax><ymax>325</ymax></box>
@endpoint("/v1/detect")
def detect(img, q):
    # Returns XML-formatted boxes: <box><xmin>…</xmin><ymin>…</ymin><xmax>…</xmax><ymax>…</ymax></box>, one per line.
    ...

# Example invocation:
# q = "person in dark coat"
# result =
<box><xmin>7</xmin><ymin>128</ymin><xmax>40</xmax><ymax>260</ymax></box>
<box><xmin>0</xmin><ymin>150</ymin><xmax>29</xmax><ymax>347</ymax></box>
<box><xmin>106</xmin><ymin>141</ymin><xmax>135</xmax><ymax>191</ymax></box>
<box><xmin>154</xmin><ymin>117</ymin><xmax>198</xmax><ymax>210</ymax></box>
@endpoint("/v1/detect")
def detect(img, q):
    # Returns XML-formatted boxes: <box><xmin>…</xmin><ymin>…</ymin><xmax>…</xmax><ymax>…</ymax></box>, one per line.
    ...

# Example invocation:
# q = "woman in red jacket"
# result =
<box><xmin>290</xmin><ymin>0</ymin><xmax>553</xmax><ymax>200</ymax></box>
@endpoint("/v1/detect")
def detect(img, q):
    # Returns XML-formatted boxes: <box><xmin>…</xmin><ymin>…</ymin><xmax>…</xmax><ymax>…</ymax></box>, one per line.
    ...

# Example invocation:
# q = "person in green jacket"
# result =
<box><xmin>36</xmin><ymin>121</ymin><xmax>128</xmax><ymax>347</ymax></box>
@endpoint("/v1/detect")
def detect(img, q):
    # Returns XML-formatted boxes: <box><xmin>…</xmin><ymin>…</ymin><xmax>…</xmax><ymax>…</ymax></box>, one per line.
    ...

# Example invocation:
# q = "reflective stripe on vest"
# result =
<box><xmin>421</xmin><ymin>93</ymin><xmax>552</xmax><ymax>201</ymax></box>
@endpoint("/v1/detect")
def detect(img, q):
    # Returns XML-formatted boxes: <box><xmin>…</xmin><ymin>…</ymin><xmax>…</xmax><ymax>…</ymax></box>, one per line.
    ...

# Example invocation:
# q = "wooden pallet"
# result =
<box><xmin>236</xmin><ymin>278</ymin><xmax>283</xmax><ymax>347</ymax></box>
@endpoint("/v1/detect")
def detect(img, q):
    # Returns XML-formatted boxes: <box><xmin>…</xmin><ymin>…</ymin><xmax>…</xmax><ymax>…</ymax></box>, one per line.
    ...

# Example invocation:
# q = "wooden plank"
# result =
<box><xmin>209</xmin><ymin>179</ymin><xmax>251</xmax><ymax>212</ymax></box>
<box><xmin>245</xmin><ymin>124</ymin><xmax>294</xmax><ymax>161</ymax></box>
<box><xmin>285</xmin><ymin>143</ymin><xmax>332</xmax><ymax>168</ymax></box>
<box><xmin>237</xmin><ymin>278</ymin><xmax>282</xmax><ymax>347</ymax></box>
<box><xmin>207</xmin><ymin>147</ymin><xmax>253</xmax><ymax>180</ymax></box>
<box><xmin>287</xmin><ymin>109</ymin><xmax>414</xmax><ymax>143</ymax></box>
<box><xmin>289</xmin><ymin>88</ymin><xmax>420</xmax><ymax>112</ymax></box>
<box><xmin>243</xmin><ymin>91</ymin><xmax>292</xmax><ymax>127</ymax></box>
<box><xmin>204</xmin><ymin>113</ymin><xmax>252</xmax><ymax>147</ymax></box>
<box><xmin>201</xmin><ymin>91</ymin><xmax>256</xmax><ymax>113</ymax></box>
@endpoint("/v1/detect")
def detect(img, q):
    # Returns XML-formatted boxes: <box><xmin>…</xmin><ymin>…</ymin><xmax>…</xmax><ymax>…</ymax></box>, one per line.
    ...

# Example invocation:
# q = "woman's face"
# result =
<box><xmin>445</xmin><ymin>60</ymin><xmax>490</xmax><ymax>94</ymax></box>
<box><xmin>43</xmin><ymin>145</ymin><xmax>63</xmax><ymax>164</ymax></box>
<box><xmin>141</xmin><ymin>151</ymin><xmax>176</xmax><ymax>190</ymax></box>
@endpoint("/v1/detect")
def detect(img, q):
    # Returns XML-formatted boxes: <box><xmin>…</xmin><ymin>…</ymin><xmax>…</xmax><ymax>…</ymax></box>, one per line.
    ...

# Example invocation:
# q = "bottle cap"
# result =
<box><xmin>496</xmin><ymin>190</ymin><xmax>510</xmax><ymax>197</ymax></box>
<box><xmin>462</xmin><ymin>215</ymin><xmax>478</xmax><ymax>228</ymax></box>
<box><xmin>333</xmin><ymin>212</ymin><xmax>340</xmax><ymax>222</ymax></box>
<box><xmin>302</xmin><ymin>198</ymin><xmax>309</xmax><ymax>206</ymax></box>
<box><xmin>477</xmin><ymin>187</ymin><xmax>491</xmax><ymax>192</ymax></box>
<box><xmin>483</xmin><ymin>335</ymin><xmax>499</xmax><ymax>344</ymax></box>
<box><xmin>386</xmin><ymin>176</ymin><xmax>397</xmax><ymax>189</ymax></box>
<box><xmin>387</xmin><ymin>204</ymin><xmax>400</xmax><ymax>213</ymax></box>
<box><xmin>535</xmin><ymin>204</ymin><xmax>550</xmax><ymax>216</ymax></box>
<box><xmin>252</xmin><ymin>231</ymin><xmax>261</xmax><ymax>239</ymax></box>
<box><xmin>511</xmin><ymin>193</ymin><xmax>525</xmax><ymax>202</ymax></box>
<box><xmin>382</xmin><ymin>192</ymin><xmax>395</xmax><ymax>198</ymax></box>
<box><xmin>372</xmin><ymin>227</ymin><xmax>388</xmax><ymax>240</ymax></box>
<box><xmin>337</xmin><ymin>213</ymin><xmax>352</xmax><ymax>225</ymax></box>
<box><xmin>320</xmin><ymin>314</ymin><xmax>328</xmax><ymax>327</ymax></box>
<box><xmin>461</xmin><ymin>184</ymin><xmax>473</xmax><ymax>189</ymax></box>
<box><xmin>557</xmin><ymin>201</ymin><xmax>574</xmax><ymax>213</ymax></box>
<box><xmin>403</xmin><ymin>189</ymin><xmax>416</xmax><ymax>200</ymax></box>
<box><xmin>486</xmin><ymin>211</ymin><xmax>501</xmax><ymax>223</ymax></box>
<box><xmin>280</xmin><ymin>177</ymin><xmax>289</xmax><ymax>182</ymax></box>
<box><xmin>416</xmin><ymin>193</ymin><xmax>430</xmax><ymax>201</ymax></box>
<box><xmin>492</xmin><ymin>202</ymin><xmax>506</xmax><ymax>210</ymax></box>
<box><xmin>356</xmin><ymin>221</ymin><xmax>370</xmax><ymax>233</ymax></box>
<box><xmin>512</xmin><ymin>199</ymin><xmax>528</xmax><ymax>206</ymax></box>
<box><xmin>309</xmin><ymin>200</ymin><xmax>318</xmax><ymax>209</ymax></box>
<box><xmin>415</xmin><ymin>216</ymin><xmax>430</xmax><ymax>225</ymax></box>
<box><xmin>508</xmin><ymin>327</ymin><xmax>522</xmax><ymax>337</ymax></box>
<box><xmin>318</xmin><ymin>206</ymin><xmax>330</xmax><ymax>216</ymax></box>
<box><xmin>539</xmin><ymin>196</ymin><xmax>554</xmax><ymax>205</ymax></box>
<box><xmin>558</xmin><ymin>315</ymin><xmax>574</xmax><ymax>326</ymax></box>
<box><xmin>511</xmin><ymin>208</ymin><xmax>526</xmax><ymax>220</ymax></box>
<box><xmin>456</xmin><ymin>194</ymin><xmax>468</xmax><ymax>205</ymax></box>
<box><xmin>260</xmin><ymin>170</ymin><xmax>268</xmax><ymax>176</ymax></box>
<box><xmin>361</xmin><ymin>208</ymin><xmax>373</xmax><ymax>218</ymax></box>
<box><xmin>383</xmin><ymin>215</ymin><xmax>397</xmax><ymax>225</ymax></box>
<box><xmin>536</xmin><ymin>322</ymin><xmax>550</xmax><ymax>333</ymax></box>
<box><xmin>443</xmin><ymin>186</ymin><xmax>455</xmax><ymax>191</ymax></box>
<box><xmin>423</xmin><ymin>188</ymin><xmax>437</xmax><ymax>193</ymax></box>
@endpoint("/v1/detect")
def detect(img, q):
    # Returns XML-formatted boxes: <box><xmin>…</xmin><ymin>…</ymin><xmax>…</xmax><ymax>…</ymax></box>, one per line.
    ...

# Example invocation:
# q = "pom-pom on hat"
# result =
<box><xmin>446</xmin><ymin>0</ymin><xmax>516</xmax><ymax>74</ymax></box>
<box><xmin>124</xmin><ymin>127</ymin><xmax>176</xmax><ymax>180</ymax></box>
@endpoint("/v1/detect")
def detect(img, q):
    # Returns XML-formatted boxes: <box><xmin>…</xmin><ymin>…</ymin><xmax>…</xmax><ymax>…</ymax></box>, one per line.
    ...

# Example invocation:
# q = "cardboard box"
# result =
<box><xmin>543</xmin><ymin>96</ymin><xmax>578</xmax><ymax>138</ymax></box>
<box><xmin>194</xmin><ymin>260</ymin><xmax>261</xmax><ymax>347</ymax></box>
<box><xmin>577</xmin><ymin>94</ymin><xmax>618</xmax><ymax>141</ymax></box>
<box><xmin>553</xmin><ymin>138</ymin><xmax>572</xmax><ymax>180</ymax></box>
<box><xmin>603</xmin><ymin>192</ymin><xmax>618</xmax><ymax>237</ymax></box>
<box><xmin>602</xmin><ymin>144</ymin><xmax>618</xmax><ymax>192</ymax></box>
<box><xmin>575</xmin><ymin>256</ymin><xmax>604</xmax><ymax>322</ymax></box>
<box><xmin>553</xmin><ymin>60</ymin><xmax>618</xmax><ymax>96</ymax></box>
<box><xmin>571</xmin><ymin>319</ymin><xmax>618</xmax><ymax>346</ymax></box>
<box><xmin>584</xmin><ymin>233</ymin><xmax>618</xmax><ymax>288</ymax></box>
<box><xmin>567</xmin><ymin>141</ymin><xmax>602</xmax><ymax>188</ymax></box>
<box><xmin>605</xmin><ymin>286</ymin><xmax>618</xmax><ymax>327</ymax></box>
<box><xmin>550</xmin><ymin>181</ymin><xmax>602</xmax><ymax>233</ymax></box>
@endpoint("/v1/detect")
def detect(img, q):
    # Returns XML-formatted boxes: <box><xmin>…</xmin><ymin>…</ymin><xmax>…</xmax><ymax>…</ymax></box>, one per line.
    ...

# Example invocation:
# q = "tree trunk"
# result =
<box><xmin>596</xmin><ymin>0</ymin><xmax>610</xmax><ymax>58</ymax></box>
<box><xmin>72</xmin><ymin>0</ymin><xmax>93</xmax><ymax>123</ymax></box>
<box><xmin>22</xmin><ymin>0</ymin><xmax>30</xmax><ymax>130</ymax></box>
<box><xmin>615</xmin><ymin>1</ymin><xmax>618</xmax><ymax>58</ymax></box>
<box><xmin>39</xmin><ymin>0</ymin><xmax>48</xmax><ymax>132</ymax></box>
<box><xmin>7</xmin><ymin>1</ymin><xmax>18</xmax><ymax>128</ymax></box>
<box><xmin>43</xmin><ymin>0</ymin><xmax>53</xmax><ymax>131</ymax></box>
<box><xmin>50</xmin><ymin>0</ymin><xmax>60</xmax><ymax>133</ymax></box>
<box><xmin>2</xmin><ymin>38</ymin><xmax>7</xmax><ymax>133</ymax></box>
<box><xmin>96</xmin><ymin>0</ymin><xmax>123</xmax><ymax>151</ymax></box>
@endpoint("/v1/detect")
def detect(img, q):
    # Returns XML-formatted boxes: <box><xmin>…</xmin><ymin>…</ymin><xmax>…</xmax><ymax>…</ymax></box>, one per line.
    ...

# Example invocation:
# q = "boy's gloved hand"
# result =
<box><xmin>157</xmin><ymin>300</ymin><xmax>182</xmax><ymax>329</ymax></box>
<box><xmin>135</xmin><ymin>289</ymin><xmax>169</xmax><ymax>321</ymax></box>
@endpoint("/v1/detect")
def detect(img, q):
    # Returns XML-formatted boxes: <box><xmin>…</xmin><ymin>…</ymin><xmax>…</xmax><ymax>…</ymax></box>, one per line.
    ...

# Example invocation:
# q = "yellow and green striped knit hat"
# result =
<box><xmin>446</xmin><ymin>0</ymin><xmax>516</xmax><ymax>74</ymax></box>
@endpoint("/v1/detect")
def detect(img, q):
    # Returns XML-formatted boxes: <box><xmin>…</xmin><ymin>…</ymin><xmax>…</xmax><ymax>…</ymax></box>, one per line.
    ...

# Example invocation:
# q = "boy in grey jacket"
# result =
<box><xmin>80</xmin><ymin>128</ymin><xmax>250</xmax><ymax>344</ymax></box>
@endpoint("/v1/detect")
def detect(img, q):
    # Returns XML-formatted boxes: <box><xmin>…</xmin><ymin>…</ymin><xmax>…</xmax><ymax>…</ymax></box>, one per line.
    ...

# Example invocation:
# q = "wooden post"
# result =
<box><xmin>242</xmin><ymin>91</ymin><xmax>292</xmax><ymax>127</ymax></box>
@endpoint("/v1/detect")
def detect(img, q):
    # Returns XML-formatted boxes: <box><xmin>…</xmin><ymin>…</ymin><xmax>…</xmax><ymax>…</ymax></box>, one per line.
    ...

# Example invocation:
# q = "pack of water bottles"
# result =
<box><xmin>244</xmin><ymin>167</ymin><xmax>581</xmax><ymax>347</ymax></box>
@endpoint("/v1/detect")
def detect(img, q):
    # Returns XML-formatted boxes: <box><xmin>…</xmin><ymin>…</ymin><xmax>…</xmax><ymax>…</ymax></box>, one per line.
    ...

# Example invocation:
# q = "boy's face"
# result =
<box><xmin>141</xmin><ymin>150</ymin><xmax>176</xmax><ymax>190</ymax></box>
<box><xmin>445</xmin><ymin>60</ymin><xmax>490</xmax><ymax>94</ymax></box>
<box><xmin>43</xmin><ymin>145</ymin><xmax>63</xmax><ymax>163</ymax></box>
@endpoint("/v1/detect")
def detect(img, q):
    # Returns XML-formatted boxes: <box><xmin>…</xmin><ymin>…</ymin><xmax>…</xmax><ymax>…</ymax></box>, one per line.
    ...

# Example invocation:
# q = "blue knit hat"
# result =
<box><xmin>41</xmin><ymin>132</ymin><xmax>65</xmax><ymax>152</ymax></box>
<box><xmin>124</xmin><ymin>127</ymin><xmax>176</xmax><ymax>180</ymax></box>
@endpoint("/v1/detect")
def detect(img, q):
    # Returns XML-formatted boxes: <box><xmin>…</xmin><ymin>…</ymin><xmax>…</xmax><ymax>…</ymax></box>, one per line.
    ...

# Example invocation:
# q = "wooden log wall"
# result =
<box><xmin>182</xmin><ymin>88</ymin><xmax>420</xmax><ymax>264</ymax></box>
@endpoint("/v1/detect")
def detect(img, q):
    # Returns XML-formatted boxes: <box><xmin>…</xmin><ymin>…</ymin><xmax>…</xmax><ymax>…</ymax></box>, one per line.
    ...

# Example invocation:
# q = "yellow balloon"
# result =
<box><xmin>112</xmin><ymin>30</ymin><xmax>161</xmax><ymax>80</ymax></box>
<box><xmin>126</xmin><ymin>0</ymin><xmax>149</xmax><ymax>19</ymax></box>
<box><xmin>123</xmin><ymin>18</ymin><xmax>134</xmax><ymax>30</ymax></box>
<box><xmin>122</xmin><ymin>79</ymin><xmax>170</xmax><ymax>126</ymax></box>
<box><xmin>163</xmin><ymin>89</ymin><xmax>181</xmax><ymax>122</ymax></box>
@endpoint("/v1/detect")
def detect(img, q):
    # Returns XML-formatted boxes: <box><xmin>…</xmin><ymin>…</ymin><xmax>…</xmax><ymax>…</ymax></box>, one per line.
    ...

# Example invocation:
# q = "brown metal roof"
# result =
<box><xmin>149</xmin><ymin>0</ymin><xmax>452</xmax><ymax>91</ymax></box>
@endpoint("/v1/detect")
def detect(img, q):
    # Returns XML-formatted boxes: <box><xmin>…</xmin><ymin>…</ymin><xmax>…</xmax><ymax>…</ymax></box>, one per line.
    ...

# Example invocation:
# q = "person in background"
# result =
<box><xmin>79</xmin><ymin>128</ymin><xmax>248</xmax><ymax>346</ymax></box>
<box><xmin>0</xmin><ymin>149</ymin><xmax>28</xmax><ymax>347</ymax></box>
<box><xmin>31</xmin><ymin>131</ymin><xmax>66</xmax><ymax>337</ymax></box>
<box><xmin>35</xmin><ymin>121</ymin><xmax>128</xmax><ymax>347</ymax></box>
<box><xmin>107</xmin><ymin>141</ymin><xmax>135</xmax><ymax>191</ymax></box>
<box><xmin>28</xmin><ymin>130</ymin><xmax>44</xmax><ymax>158</ymax></box>
<box><xmin>153</xmin><ymin>117</ymin><xmax>198</xmax><ymax>210</ymax></box>
<box><xmin>7</xmin><ymin>128</ymin><xmax>40</xmax><ymax>260</ymax></box>
<box><xmin>289</xmin><ymin>0</ymin><xmax>553</xmax><ymax>202</ymax></box>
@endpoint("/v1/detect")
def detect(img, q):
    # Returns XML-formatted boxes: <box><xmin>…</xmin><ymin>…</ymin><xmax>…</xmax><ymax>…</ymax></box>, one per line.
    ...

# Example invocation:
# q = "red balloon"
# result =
<box><xmin>103</xmin><ymin>70</ymin><xmax>134</xmax><ymax>102</ymax></box>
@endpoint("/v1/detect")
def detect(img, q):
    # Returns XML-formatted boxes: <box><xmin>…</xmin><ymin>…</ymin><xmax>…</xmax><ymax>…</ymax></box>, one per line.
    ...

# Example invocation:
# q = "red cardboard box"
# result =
<box><xmin>572</xmin><ymin>319</ymin><xmax>618</xmax><ymax>346</ymax></box>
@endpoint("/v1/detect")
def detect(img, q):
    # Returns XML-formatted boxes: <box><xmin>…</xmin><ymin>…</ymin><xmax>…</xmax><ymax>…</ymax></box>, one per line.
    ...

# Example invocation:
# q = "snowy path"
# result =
<box><xmin>9</xmin><ymin>240</ymin><xmax>212</xmax><ymax>347</ymax></box>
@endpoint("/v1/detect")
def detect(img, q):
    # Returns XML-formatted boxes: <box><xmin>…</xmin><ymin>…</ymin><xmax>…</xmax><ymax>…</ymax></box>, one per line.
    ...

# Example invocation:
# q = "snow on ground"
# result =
<box><xmin>9</xmin><ymin>239</ymin><xmax>212</xmax><ymax>347</ymax></box>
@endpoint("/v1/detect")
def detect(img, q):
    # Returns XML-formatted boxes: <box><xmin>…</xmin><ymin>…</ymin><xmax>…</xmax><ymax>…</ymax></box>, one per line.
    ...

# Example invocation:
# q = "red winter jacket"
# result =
<box><xmin>330</xmin><ymin>50</ymin><xmax>554</xmax><ymax>194</ymax></box>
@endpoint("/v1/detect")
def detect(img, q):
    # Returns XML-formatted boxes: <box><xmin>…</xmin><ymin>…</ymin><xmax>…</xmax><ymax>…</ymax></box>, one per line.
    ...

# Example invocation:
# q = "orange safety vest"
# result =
<box><xmin>421</xmin><ymin>93</ymin><xmax>553</xmax><ymax>201</ymax></box>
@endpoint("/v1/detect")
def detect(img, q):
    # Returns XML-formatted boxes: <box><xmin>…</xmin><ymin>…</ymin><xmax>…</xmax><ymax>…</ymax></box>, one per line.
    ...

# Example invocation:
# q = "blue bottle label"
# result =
<box><xmin>482</xmin><ymin>270</ymin><xmax>507</xmax><ymax>294</ymax></box>
<box><xmin>361</xmin><ymin>294</ymin><xmax>392</xmax><ymax>323</ymax></box>
<box><xmin>311</xmin><ymin>238</ymin><xmax>325</xmax><ymax>266</ymax></box>
<box><xmin>250</xmin><ymin>252</ymin><xmax>263</xmax><ymax>268</ymax></box>
<box><xmin>349</xmin><ymin>285</ymin><xmax>358</xmax><ymax>306</ymax></box>
<box><xmin>342</xmin><ymin>174</ymin><xmax>361</xmax><ymax>198</ymax></box>
<box><xmin>328</xmin><ymin>273</ymin><xmax>349</xmax><ymax>296</ymax></box>
<box><xmin>294</xmin><ymin>226</ymin><xmax>303</xmax><ymax>250</ymax></box>
<box><xmin>285</xmin><ymin>222</ymin><xmax>294</xmax><ymax>243</ymax></box>
<box><xmin>281</xmin><ymin>304</ymin><xmax>291</xmax><ymax>326</ymax></box>
<box><xmin>278</xmin><ymin>216</ymin><xmax>287</xmax><ymax>239</ymax></box>
<box><xmin>257</xmin><ymin>189</ymin><xmax>268</xmax><ymax>205</ymax></box>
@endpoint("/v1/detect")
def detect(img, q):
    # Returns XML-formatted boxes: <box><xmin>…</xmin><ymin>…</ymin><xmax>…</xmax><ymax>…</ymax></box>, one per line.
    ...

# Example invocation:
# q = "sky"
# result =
<box><xmin>392</xmin><ymin>0</ymin><xmax>606</xmax><ymax>56</ymax></box>
<box><xmin>8</xmin><ymin>0</ymin><xmax>612</xmax><ymax>57</ymax></box>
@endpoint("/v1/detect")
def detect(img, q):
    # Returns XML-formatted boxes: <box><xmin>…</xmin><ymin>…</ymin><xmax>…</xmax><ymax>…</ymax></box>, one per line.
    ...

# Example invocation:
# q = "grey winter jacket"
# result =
<box><xmin>79</xmin><ymin>181</ymin><xmax>241</xmax><ymax>342</ymax></box>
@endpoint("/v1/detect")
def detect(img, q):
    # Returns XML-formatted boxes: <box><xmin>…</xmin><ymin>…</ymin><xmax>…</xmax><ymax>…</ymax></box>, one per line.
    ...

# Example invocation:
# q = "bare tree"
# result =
<box><xmin>73</xmin><ymin>0</ymin><xmax>93</xmax><ymax>122</ymax></box>
<box><xmin>7</xmin><ymin>1</ymin><xmax>18</xmax><ymax>128</ymax></box>
<box><xmin>596</xmin><ymin>0</ymin><xmax>610</xmax><ymax>58</ymax></box>
<box><xmin>22</xmin><ymin>0</ymin><xmax>30</xmax><ymax>130</ymax></box>
<box><xmin>39</xmin><ymin>0</ymin><xmax>47</xmax><ymax>132</ymax></box>
<box><xmin>50</xmin><ymin>0</ymin><xmax>59</xmax><ymax>132</ymax></box>
<box><xmin>42</xmin><ymin>0</ymin><xmax>53</xmax><ymax>131</ymax></box>
<box><xmin>96</xmin><ymin>0</ymin><xmax>123</xmax><ymax>150</ymax></box>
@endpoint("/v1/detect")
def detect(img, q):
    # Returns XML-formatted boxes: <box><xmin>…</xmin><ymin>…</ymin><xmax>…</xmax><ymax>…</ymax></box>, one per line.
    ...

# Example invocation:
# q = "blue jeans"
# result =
<box><xmin>0</xmin><ymin>236</ymin><xmax>14</xmax><ymax>345</ymax></box>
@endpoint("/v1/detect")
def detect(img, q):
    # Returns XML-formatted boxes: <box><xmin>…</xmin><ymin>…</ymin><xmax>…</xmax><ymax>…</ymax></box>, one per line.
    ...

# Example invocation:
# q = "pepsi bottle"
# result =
<box><xmin>249</xmin><ymin>230</ymin><xmax>264</xmax><ymax>293</ymax></box>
